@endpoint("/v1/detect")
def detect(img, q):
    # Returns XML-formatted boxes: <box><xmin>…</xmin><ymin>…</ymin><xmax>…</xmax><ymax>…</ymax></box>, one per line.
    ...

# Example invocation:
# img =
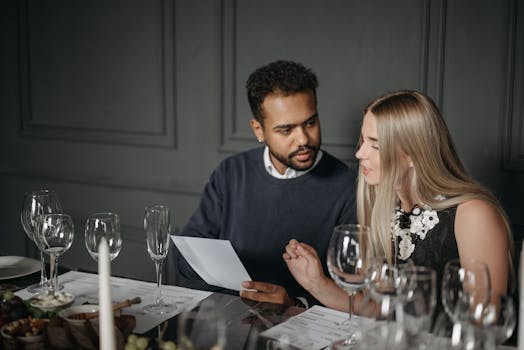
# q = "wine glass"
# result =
<box><xmin>480</xmin><ymin>292</ymin><xmax>516</xmax><ymax>348</ymax></box>
<box><xmin>367</xmin><ymin>256</ymin><xmax>401</xmax><ymax>319</ymax></box>
<box><xmin>361</xmin><ymin>256</ymin><xmax>407</xmax><ymax>348</ymax></box>
<box><xmin>85</xmin><ymin>213</ymin><xmax>122</xmax><ymax>262</ymax></box>
<box><xmin>143</xmin><ymin>205</ymin><xmax>175</xmax><ymax>314</ymax></box>
<box><xmin>431</xmin><ymin>311</ymin><xmax>479</xmax><ymax>350</ymax></box>
<box><xmin>441</xmin><ymin>258</ymin><xmax>491</xmax><ymax>349</ymax></box>
<box><xmin>36</xmin><ymin>213</ymin><xmax>74</xmax><ymax>295</ymax></box>
<box><xmin>442</xmin><ymin>258</ymin><xmax>491</xmax><ymax>323</ymax></box>
<box><xmin>326</xmin><ymin>224</ymin><xmax>373</xmax><ymax>349</ymax></box>
<box><xmin>397</xmin><ymin>266</ymin><xmax>437</xmax><ymax>349</ymax></box>
<box><xmin>20</xmin><ymin>189</ymin><xmax>62</xmax><ymax>293</ymax></box>
<box><xmin>177</xmin><ymin>301</ymin><xmax>226</xmax><ymax>350</ymax></box>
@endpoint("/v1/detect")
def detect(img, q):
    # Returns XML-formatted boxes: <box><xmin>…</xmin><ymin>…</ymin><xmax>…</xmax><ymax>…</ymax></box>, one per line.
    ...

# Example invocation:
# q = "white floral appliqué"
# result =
<box><xmin>392</xmin><ymin>205</ymin><xmax>439</xmax><ymax>260</ymax></box>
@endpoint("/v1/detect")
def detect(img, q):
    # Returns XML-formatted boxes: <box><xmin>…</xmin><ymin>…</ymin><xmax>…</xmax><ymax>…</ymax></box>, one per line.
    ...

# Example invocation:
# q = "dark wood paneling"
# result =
<box><xmin>219</xmin><ymin>0</ymin><xmax>447</xmax><ymax>162</ymax></box>
<box><xmin>504</xmin><ymin>0</ymin><xmax>524</xmax><ymax>170</ymax></box>
<box><xmin>1</xmin><ymin>0</ymin><xmax>523</xmax><ymax>279</ymax></box>
<box><xmin>18</xmin><ymin>0</ymin><xmax>176</xmax><ymax>148</ymax></box>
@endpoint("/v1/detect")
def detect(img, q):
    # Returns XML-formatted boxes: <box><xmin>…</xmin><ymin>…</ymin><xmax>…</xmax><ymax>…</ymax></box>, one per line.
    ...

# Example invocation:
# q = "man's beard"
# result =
<box><xmin>269</xmin><ymin>145</ymin><xmax>320</xmax><ymax>171</ymax></box>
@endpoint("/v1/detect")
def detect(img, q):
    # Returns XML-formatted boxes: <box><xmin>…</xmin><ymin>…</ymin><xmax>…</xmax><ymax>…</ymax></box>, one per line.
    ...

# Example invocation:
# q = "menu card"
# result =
<box><xmin>16</xmin><ymin>270</ymin><xmax>212</xmax><ymax>333</ymax></box>
<box><xmin>171</xmin><ymin>236</ymin><xmax>252</xmax><ymax>291</ymax></box>
<box><xmin>261</xmin><ymin>305</ymin><xmax>370</xmax><ymax>350</ymax></box>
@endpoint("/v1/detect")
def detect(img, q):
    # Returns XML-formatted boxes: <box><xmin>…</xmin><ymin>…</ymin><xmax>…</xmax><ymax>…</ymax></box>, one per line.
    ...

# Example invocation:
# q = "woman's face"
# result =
<box><xmin>355</xmin><ymin>111</ymin><xmax>413</xmax><ymax>187</ymax></box>
<box><xmin>355</xmin><ymin>112</ymin><xmax>381</xmax><ymax>185</ymax></box>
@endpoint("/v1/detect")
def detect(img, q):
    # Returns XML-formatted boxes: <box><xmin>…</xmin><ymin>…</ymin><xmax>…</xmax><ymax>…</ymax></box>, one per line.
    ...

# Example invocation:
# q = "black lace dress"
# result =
<box><xmin>396</xmin><ymin>206</ymin><xmax>459</xmax><ymax>316</ymax></box>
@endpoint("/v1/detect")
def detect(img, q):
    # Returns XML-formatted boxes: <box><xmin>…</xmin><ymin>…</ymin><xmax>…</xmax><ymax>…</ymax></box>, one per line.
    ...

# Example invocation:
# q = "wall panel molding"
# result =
<box><xmin>504</xmin><ymin>0</ymin><xmax>524</xmax><ymax>171</ymax></box>
<box><xmin>218</xmin><ymin>0</ymin><xmax>447</xmax><ymax>157</ymax></box>
<box><xmin>0</xmin><ymin>167</ymin><xmax>202</xmax><ymax>196</ymax></box>
<box><xmin>18</xmin><ymin>0</ymin><xmax>177</xmax><ymax>148</ymax></box>
<box><xmin>425</xmin><ymin>0</ymin><xmax>447</xmax><ymax>107</ymax></box>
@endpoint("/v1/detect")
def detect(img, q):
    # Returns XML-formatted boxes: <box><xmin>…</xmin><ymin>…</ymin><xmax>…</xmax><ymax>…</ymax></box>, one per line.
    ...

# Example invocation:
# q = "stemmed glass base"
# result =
<box><xmin>329</xmin><ymin>336</ymin><xmax>359</xmax><ymax>350</ymax></box>
<box><xmin>143</xmin><ymin>301</ymin><xmax>176</xmax><ymax>314</ymax></box>
<box><xmin>26</xmin><ymin>251</ymin><xmax>64</xmax><ymax>294</ymax></box>
<box><xmin>26</xmin><ymin>281</ymin><xmax>63</xmax><ymax>294</ymax></box>
<box><xmin>330</xmin><ymin>311</ymin><xmax>372</xmax><ymax>350</ymax></box>
<box><xmin>142</xmin><ymin>260</ymin><xmax>176</xmax><ymax>315</ymax></box>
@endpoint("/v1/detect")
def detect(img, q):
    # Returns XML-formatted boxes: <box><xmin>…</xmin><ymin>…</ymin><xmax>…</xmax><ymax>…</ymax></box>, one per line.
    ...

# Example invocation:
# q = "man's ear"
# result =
<box><xmin>250</xmin><ymin>118</ymin><xmax>264</xmax><ymax>143</ymax></box>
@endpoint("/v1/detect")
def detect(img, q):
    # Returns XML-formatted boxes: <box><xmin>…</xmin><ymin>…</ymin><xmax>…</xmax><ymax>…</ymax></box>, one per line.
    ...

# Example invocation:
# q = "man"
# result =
<box><xmin>174</xmin><ymin>60</ymin><xmax>356</xmax><ymax>306</ymax></box>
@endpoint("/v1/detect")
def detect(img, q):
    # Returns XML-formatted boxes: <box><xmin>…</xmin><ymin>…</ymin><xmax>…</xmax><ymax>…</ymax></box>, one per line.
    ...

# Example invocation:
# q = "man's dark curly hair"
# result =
<box><xmin>246</xmin><ymin>60</ymin><xmax>318</xmax><ymax>123</ymax></box>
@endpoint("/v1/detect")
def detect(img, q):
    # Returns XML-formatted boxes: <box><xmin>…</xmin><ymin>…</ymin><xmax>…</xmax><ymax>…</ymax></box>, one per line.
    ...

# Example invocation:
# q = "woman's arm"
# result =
<box><xmin>454</xmin><ymin>199</ymin><xmax>509</xmax><ymax>297</ymax></box>
<box><xmin>284</xmin><ymin>240</ymin><xmax>350</xmax><ymax>312</ymax></box>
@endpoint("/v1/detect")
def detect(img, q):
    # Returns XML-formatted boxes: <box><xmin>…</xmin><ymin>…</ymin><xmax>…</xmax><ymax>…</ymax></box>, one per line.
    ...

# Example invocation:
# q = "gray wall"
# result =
<box><xmin>1</xmin><ymin>0</ymin><xmax>523</xmax><ymax>282</ymax></box>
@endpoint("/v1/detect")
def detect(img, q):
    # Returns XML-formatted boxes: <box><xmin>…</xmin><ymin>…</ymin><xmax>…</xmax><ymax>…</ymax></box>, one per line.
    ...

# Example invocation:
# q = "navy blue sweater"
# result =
<box><xmin>174</xmin><ymin>147</ymin><xmax>357</xmax><ymax>305</ymax></box>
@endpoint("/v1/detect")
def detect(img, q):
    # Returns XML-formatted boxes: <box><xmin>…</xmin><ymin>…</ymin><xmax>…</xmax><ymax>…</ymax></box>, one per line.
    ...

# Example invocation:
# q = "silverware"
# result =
<box><xmin>68</xmin><ymin>296</ymin><xmax>141</xmax><ymax>320</ymax></box>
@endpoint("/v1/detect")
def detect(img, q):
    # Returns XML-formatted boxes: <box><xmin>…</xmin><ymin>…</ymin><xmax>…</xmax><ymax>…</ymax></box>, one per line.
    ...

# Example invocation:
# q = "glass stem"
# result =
<box><xmin>54</xmin><ymin>256</ymin><xmax>60</xmax><ymax>295</ymax></box>
<box><xmin>155</xmin><ymin>261</ymin><xmax>163</xmax><ymax>305</ymax></box>
<box><xmin>49</xmin><ymin>254</ymin><xmax>57</xmax><ymax>296</ymax></box>
<box><xmin>39</xmin><ymin>251</ymin><xmax>47</xmax><ymax>286</ymax></box>
<box><xmin>349</xmin><ymin>293</ymin><xmax>354</xmax><ymax>320</ymax></box>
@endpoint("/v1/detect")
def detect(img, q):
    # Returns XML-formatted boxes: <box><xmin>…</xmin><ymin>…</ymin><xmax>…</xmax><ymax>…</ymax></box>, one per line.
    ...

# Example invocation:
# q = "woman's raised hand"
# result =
<box><xmin>283</xmin><ymin>239</ymin><xmax>327</xmax><ymax>294</ymax></box>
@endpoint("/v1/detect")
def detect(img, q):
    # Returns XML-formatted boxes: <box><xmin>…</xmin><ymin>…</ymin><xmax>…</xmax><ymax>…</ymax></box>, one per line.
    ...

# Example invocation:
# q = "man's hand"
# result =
<box><xmin>239</xmin><ymin>281</ymin><xmax>294</xmax><ymax>306</ymax></box>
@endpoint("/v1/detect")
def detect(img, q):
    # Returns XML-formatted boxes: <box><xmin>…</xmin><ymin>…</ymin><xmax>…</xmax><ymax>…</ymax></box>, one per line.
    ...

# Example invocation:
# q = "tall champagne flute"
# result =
<box><xmin>20</xmin><ymin>189</ymin><xmax>62</xmax><ymax>293</ymax></box>
<box><xmin>85</xmin><ymin>213</ymin><xmax>122</xmax><ymax>262</ymax></box>
<box><xmin>144</xmin><ymin>205</ymin><xmax>175</xmax><ymax>314</ymax></box>
<box><xmin>36</xmin><ymin>213</ymin><xmax>74</xmax><ymax>295</ymax></box>
<box><xmin>327</xmin><ymin>224</ymin><xmax>372</xmax><ymax>349</ymax></box>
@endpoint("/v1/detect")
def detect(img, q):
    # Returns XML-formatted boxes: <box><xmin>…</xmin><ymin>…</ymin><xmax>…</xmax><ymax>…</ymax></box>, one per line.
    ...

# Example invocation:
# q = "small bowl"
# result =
<box><xmin>58</xmin><ymin>304</ymin><xmax>99</xmax><ymax>326</ymax></box>
<box><xmin>29</xmin><ymin>292</ymin><xmax>74</xmax><ymax>312</ymax></box>
<box><xmin>1</xmin><ymin>318</ymin><xmax>48</xmax><ymax>349</ymax></box>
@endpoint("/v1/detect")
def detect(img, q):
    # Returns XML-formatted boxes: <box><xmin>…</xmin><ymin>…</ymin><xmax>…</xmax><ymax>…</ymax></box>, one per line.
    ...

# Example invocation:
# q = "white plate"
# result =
<box><xmin>0</xmin><ymin>256</ymin><xmax>41</xmax><ymax>280</ymax></box>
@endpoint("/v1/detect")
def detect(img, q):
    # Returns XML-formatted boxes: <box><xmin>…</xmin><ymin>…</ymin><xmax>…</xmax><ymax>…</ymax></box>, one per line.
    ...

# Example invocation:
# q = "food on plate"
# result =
<box><xmin>125</xmin><ymin>334</ymin><xmax>177</xmax><ymax>350</ymax></box>
<box><xmin>47</xmin><ymin>313</ymin><xmax>137</xmax><ymax>349</ymax></box>
<box><xmin>29</xmin><ymin>292</ymin><xmax>74</xmax><ymax>311</ymax></box>
<box><xmin>2</xmin><ymin>316</ymin><xmax>47</xmax><ymax>337</ymax></box>
<box><xmin>58</xmin><ymin>304</ymin><xmax>99</xmax><ymax>325</ymax></box>
<box><xmin>124</xmin><ymin>321</ymin><xmax>177</xmax><ymax>350</ymax></box>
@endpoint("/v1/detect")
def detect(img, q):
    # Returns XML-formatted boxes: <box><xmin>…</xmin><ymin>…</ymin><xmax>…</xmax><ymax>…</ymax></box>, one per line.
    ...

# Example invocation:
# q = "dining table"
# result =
<box><xmin>0</xmin><ymin>262</ymin><xmax>519</xmax><ymax>350</ymax></box>
<box><xmin>0</xmin><ymin>263</ymin><xmax>309</xmax><ymax>350</ymax></box>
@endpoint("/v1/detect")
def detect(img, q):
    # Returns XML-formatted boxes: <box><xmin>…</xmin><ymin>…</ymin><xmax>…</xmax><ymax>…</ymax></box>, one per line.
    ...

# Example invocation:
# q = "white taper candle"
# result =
<box><xmin>99</xmin><ymin>237</ymin><xmax>116</xmax><ymax>350</ymax></box>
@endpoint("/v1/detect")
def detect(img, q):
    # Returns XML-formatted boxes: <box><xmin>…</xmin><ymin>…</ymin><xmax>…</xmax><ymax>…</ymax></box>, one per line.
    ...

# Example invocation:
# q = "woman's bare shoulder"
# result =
<box><xmin>454</xmin><ymin>198</ymin><xmax>506</xmax><ymax>247</ymax></box>
<box><xmin>455</xmin><ymin>199</ymin><xmax>502</xmax><ymax>226</ymax></box>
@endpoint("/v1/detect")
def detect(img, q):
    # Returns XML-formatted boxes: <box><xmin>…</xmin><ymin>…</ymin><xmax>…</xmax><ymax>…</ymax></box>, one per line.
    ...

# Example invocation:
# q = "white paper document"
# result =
<box><xmin>16</xmin><ymin>270</ymin><xmax>212</xmax><ymax>333</ymax></box>
<box><xmin>261</xmin><ymin>305</ymin><xmax>369</xmax><ymax>350</ymax></box>
<box><xmin>171</xmin><ymin>236</ymin><xmax>252</xmax><ymax>291</ymax></box>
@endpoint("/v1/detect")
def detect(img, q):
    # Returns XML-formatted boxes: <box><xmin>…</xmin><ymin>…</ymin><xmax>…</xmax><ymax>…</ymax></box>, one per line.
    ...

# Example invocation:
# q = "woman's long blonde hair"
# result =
<box><xmin>356</xmin><ymin>90</ymin><xmax>514</xmax><ymax>290</ymax></box>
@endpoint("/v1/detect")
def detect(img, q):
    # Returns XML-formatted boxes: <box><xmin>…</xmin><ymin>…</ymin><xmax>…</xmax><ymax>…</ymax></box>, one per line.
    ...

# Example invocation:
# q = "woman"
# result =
<box><xmin>284</xmin><ymin>90</ymin><xmax>514</xmax><ymax>313</ymax></box>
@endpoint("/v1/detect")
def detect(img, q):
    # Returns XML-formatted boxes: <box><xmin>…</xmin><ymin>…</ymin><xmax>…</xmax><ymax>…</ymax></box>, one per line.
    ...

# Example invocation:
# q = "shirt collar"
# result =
<box><xmin>263</xmin><ymin>146</ymin><xmax>323</xmax><ymax>179</ymax></box>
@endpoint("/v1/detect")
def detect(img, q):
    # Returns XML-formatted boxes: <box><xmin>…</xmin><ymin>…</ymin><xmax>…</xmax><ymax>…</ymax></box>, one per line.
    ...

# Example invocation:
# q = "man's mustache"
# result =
<box><xmin>289</xmin><ymin>145</ymin><xmax>318</xmax><ymax>158</ymax></box>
